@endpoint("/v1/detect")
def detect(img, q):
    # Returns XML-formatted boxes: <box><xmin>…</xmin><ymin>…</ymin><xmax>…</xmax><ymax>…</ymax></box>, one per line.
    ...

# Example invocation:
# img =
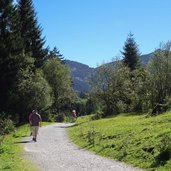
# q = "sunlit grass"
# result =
<box><xmin>68</xmin><ymin>112</ymin><xmax>171</xmax><ymax>171</ymax></box>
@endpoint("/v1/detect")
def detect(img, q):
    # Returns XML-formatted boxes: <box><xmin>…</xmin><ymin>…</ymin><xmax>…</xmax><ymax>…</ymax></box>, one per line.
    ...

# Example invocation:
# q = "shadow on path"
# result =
<box><xmin>15</xmin><ymin>140</ymin><xmax>32</xmax><ymax>144</ymax></box>
<box><xmin>53</xmin><ymin>123</ymin><xmax>75</xmax><ymax>129</ymax></box>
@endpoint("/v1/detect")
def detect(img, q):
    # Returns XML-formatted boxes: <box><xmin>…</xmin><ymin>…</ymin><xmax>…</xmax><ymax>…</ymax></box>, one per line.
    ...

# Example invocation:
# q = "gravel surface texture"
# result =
<box><xmin>23</xmin><ymin>123</ymin><xmax>146</xmax><ymax>171</ymax></box>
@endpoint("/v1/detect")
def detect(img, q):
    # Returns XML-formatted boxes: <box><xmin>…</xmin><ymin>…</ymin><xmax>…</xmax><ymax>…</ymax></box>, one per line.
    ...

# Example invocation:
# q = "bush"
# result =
<box><xmin>0</xmin><ymin>114</ymin><xmax>15</xmax><ymax>146</ymax></box>
<box><xmin>55</xmin><ymin>113</ymin><xmax>65</xmax><ymax>122</ymax></box>
<box><xmin>91</xmin><ymin>111</ymin><xmax>103</xmax><ymax>120</ymax></box>
<box><xmin>0</xmin><ymin>117</ymin><xmax>15</xmax><ymax>136</ymax></box>
<box><xmin>3</xmin><ymin>119</ymin><xmax>15</xmax><ymax>134</ymax></box>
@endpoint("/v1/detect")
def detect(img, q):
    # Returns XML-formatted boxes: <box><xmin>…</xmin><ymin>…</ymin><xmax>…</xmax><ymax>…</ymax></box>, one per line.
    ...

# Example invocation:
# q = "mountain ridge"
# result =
<box><xmin>66</xmin><ymin>53</ymin><xmax>153</xmax><ymax>94</ymax></box>
<box><xmin>65</xmin><ymin>60</ymin><xmax>95</xmax><ymax>93</ymax></box>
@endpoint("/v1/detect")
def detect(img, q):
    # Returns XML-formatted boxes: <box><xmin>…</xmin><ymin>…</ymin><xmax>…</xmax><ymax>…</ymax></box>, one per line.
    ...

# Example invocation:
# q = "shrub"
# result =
<box><xmin>91</xmin><ymin>111</ymin><xmax>103</xmax><ymax>120</ymax></box>
<box><xmin>55</xmin><ymin>113</ymin><xmax>65</xmax><ymax>122</ymax></box>
<box><xmin>0</xmin><ymin>115</ymin><xmax>15</xmax><ymax>136</ymax></box>
<box><xmin>0</xmin><ymin>114</ymin><xmax>15</xmax><ymax>147</ymax></box>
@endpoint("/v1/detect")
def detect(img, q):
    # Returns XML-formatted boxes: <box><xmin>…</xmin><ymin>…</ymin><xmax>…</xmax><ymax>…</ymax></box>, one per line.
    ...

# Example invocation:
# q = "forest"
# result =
<box><xmin>1</xmin><ymin>0</ymin><xmax>171</xmax><ymax>140</ymax></box>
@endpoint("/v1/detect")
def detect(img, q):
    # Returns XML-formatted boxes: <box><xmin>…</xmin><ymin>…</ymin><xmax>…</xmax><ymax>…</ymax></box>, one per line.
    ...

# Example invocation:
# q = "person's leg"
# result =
<box><xmin>30</xmin><ymin>125</ymin><xmax>32</xmax><ymax>136</ymax></box>
<box><xmin>34</xmin><ymin>126</ymin><xmax>39</xmax><ymax>141</ymax></box>
<box><xmin>32</xmin><ymin>126</ymin><xmax>36</xmax><ymax>141</ymax></box>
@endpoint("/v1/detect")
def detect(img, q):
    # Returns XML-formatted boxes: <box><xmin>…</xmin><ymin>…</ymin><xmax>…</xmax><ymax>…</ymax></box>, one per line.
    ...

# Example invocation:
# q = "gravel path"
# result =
<box><xmin>23</xmin><ymin>123</ymin><xmax>145</xmax><ymax>171</ymax></box>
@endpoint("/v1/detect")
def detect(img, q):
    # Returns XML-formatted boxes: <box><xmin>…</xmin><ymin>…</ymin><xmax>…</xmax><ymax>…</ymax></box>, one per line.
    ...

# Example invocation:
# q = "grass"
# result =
<box><xmin>0</xmin><ymin>122</ymin><xmax>54</xmax><ymax>171</ymax></box>
<box><xmin>67</xmin><ymin>112</ymin><xmax>171</xmax><ymax>171</ymax></box>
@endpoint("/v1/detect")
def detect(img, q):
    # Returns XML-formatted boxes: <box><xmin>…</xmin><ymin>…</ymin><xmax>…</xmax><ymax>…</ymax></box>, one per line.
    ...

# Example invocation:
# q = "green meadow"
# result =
<box><xmin>1</xmin><ymin>114</ymin><xmax>171</xmax><ymax>171</ymax></box>
<box><xmin>68</xmin><ymin>112</ymin><xmax>171</xmax><ymax>171</ymax></box>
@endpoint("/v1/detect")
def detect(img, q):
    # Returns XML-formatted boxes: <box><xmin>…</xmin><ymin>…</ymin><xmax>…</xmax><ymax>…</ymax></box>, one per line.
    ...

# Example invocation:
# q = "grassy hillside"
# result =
<box><xmin>68</xmin><ymin>112</ymin><xmax>171</xmax><ymax>171</ymax></box>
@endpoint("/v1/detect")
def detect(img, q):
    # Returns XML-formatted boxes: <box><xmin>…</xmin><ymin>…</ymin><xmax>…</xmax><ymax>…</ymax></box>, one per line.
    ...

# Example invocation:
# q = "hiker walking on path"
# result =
<box><xmin>29</xmin><ymin>110</ymin><xmax>42</xmax><ymax>142</ymax></box>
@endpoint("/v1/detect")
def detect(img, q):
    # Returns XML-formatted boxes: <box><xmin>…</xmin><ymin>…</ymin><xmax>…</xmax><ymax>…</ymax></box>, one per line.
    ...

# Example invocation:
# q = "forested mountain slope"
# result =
<box><xmin>66</xmin><ymin>53</ymin><xmax>153</xmax><ymax>94</ymax></box>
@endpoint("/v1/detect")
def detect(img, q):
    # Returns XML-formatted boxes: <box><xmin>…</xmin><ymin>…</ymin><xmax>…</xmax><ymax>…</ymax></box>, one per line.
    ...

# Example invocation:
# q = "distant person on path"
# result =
<box><xmin>71</xmin><ymin>109</ymin><xmax>77</xmax><ymax>122</ymax></box>
<box><xmin>28</xmin><ymin>110</ymin><xmax>37</xmax><ymax>136</ymax></box>
<box><xmin>29</xmin><ymin>110</ymin><xmax>42</xmax><ymax>142</ymax></box>
<box><xmin>28</xmin><ymin>111</ymin><xmax>33</xmax><ymax>136</ymax></box>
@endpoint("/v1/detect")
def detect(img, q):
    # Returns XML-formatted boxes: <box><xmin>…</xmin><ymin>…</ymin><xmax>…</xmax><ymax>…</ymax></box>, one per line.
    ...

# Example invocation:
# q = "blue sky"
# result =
<box><xmin>32</xmin><ymin>0</ymin><xmax>171</xmax><ymax>68</ymax></box>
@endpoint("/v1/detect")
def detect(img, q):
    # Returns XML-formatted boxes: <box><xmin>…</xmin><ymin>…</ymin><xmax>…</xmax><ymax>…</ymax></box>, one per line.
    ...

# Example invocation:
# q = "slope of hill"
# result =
<box><xmin>66</xmin><ymin>53</ymin><xmax>153</xmax><ymax>94</ymax></box>
<box><xmin>65</xmin><ymin>60</ymin><xmax>95</xmax><ymax>94</ymax></box>
<box><xmin>140</xmin><ymin>52</ymin><xmax>154</xmax><ymax>65</ymax></box>
<box><xmin>68</xmin><ymin>111</ymin><xmax>171</xmax><ymax>171</ymax></box>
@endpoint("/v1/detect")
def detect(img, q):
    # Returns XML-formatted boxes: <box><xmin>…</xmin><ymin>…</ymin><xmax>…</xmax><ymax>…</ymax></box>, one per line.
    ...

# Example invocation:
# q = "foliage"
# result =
<box><xmin>43</xmin><ymin>58</ymin><xmax>77</xmax><ymax>114</ymax></box>
<box><xmin>10</xmin><ymin>69</ymin><xmax>52</xmax><ymax>122</ymax></box>
<box><xmin>0</xmin><ymin>113</ymin><xmax>15</xmax><ymax>147</ymax></box>
<box><xmin>121</xmin><ymin>32</ymin><xmax>141</xmax><ymax>71</ymax></box>
<box><xmin>130</xmin><ymin>69</ymin><xmax>152</xmax><ymax>112</ymax></box>
<box><xmin>18</xmin><ymin>0</ymin><xmax>46</xmax><ymax>67</ymax></box>
<box><xmin>90</xmin><ymin>62</ymin><xmax>135</xmax><ymax>115</ymax></box>
<box><xmin>89</xmin><ymin>61</ymin><xmax>121</xmax><ymax>115</ymax></box>
<box><xmin>147</xmin><ymin>42</ymin><xmax>171</xmax><ymax>107</ymax></box>
<box><xmin>55</xmin><ymin>113</ymin><xmax>65</xmax><ymax>122</ymax></box>
<box><xmin>0</xmin><ymin>116</ymin><xmax>14</xmax><ymax>164</ymax></box>
<box><xmin>85</xmin><ymin>96</ymin><xmax>99</xmax><ymax>115</ymax></box>
<box><xmin>0</xmin><ymin>118</ymin><xmax>15</xmax><ymax>136</ymax></box>
<box><xmin>47</xmin><ymin>46</ymin><xmax>65</xmax><ymax>63</ymax></box>
<box><xmin>89</xmin><ymin>41</ymin><xmax>171</xmax><ymax>116</ymax></box>
<box><xmin>0</xmin><ymin>0</ymin><xmax>24</xmax><ymax>112</ymax></box>
<box><xmin>106</xmin><ymin>64</ymin><xmax>133</xmax><ymax>114</ymax></box>
<box><xmin>68</xmin><ymin>111</ymin><xmax>171</xmax><ymax>171</ymax></box>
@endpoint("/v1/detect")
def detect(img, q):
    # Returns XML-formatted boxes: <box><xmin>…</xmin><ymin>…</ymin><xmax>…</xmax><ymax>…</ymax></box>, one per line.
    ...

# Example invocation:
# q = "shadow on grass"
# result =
<box><xmin>21</xmin><ymin>135</ymin><xmax>31</xmax><ymax>137</ymax></box>
<box><xmin>104</xmin><ymin>112</ymin><xmax>144</xmax><ymax>119</ymax></box>
<box><xmin>67</xmin><ymin>123</ymin><xmax>78</xmax><ymax>128</ymax></box>
<box><xmin>79</xmin><ymin>144</ymin><xmax>95</xmax><ymax>151</ymax></box>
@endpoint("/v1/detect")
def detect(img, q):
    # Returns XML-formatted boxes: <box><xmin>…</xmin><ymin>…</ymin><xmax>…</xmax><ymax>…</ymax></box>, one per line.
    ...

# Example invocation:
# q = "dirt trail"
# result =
<box><xmin>23</xmin><ymin>123</ymin><xmax>145</xmax><ymax>171</ymax></box>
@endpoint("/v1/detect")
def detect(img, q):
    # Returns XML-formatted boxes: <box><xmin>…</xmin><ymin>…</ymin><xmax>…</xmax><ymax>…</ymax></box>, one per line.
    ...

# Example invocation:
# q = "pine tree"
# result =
<box><xmin>18</xmin><ymin>0</ymin><xmax>46</xmax><ymax>67</ymax></box>
<box><xmin>121</xmin><ymin>33</ymin><xmax>141</xmax><ymax>71</ymax></box>
<box><xmin>48</xmin><ymin>47</ymin><xmax>65</xmax><ymax>63</ymax></box>
<box><xmin>0</xmin><ymin>0</ymin><xmax>24</xmax><ymax>112</ymax></box>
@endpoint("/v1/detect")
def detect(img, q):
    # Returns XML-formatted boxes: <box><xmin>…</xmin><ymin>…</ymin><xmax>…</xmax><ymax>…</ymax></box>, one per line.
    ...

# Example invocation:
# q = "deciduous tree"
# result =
<box><xmin>148</xmin><ymin>42</ymin><xmax>171</xmax><ymax>106</ymax></box>
<box><xmin>43</xmin><ymin>58</ymin><xmax>77</xmax><ymax>114</ymax></box>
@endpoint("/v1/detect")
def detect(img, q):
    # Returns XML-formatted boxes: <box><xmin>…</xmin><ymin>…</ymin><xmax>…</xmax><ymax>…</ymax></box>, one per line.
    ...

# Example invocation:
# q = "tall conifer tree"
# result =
<box><xmin>0</xmin><ymin>0</ymin><xmax>24</xmax><ymax>112</ymax></box>
<box><xmin>18</xmin><ymin>0</ymin><xmax>46</xmax><ymax>67</ymax></box>
<box><xmin>121</xmin><ymin>33</ymin><xmax>141</xmax><ymax>71</ymax></box>
<box><xmin>48</xmin><ymin>47</ymin><xmax>65</xmax><ymax>63</ymax></box>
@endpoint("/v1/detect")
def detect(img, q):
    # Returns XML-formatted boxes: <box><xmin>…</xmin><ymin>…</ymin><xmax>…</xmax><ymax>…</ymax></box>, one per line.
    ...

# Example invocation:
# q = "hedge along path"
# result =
<box><xmin>23</xmin><ymin>123</ymin><xmax>146</xmax><ymax>171</ymax></box>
